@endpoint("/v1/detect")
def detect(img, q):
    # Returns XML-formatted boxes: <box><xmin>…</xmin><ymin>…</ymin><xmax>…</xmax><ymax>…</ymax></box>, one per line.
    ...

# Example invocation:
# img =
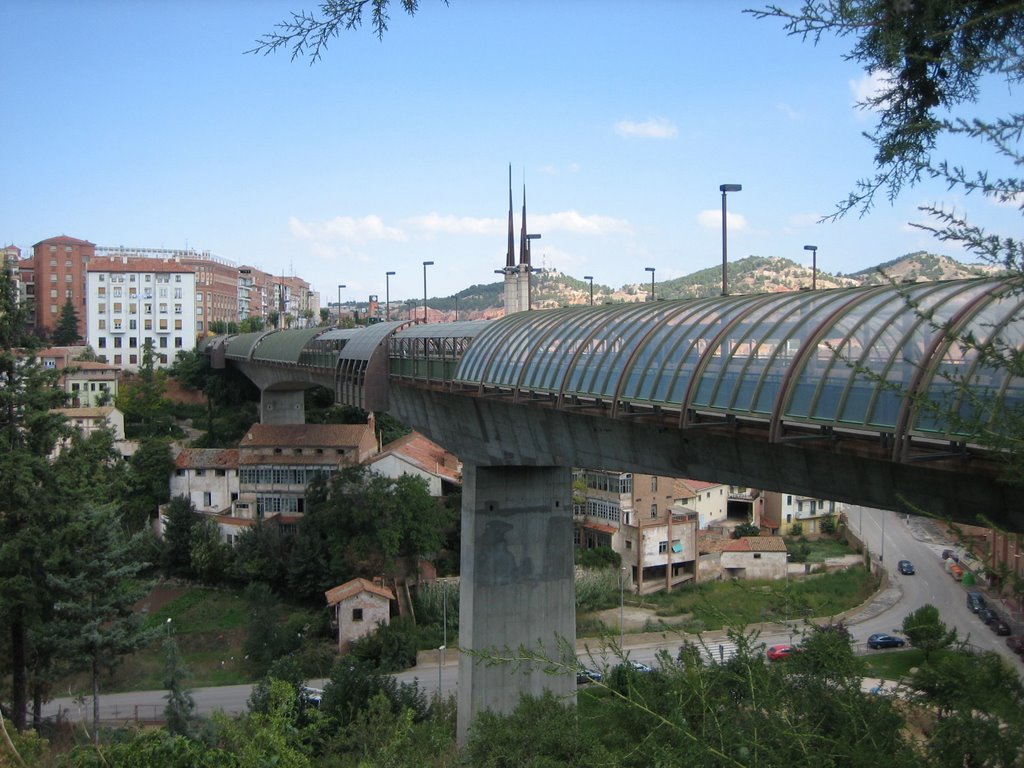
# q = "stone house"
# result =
<box><xmin>365</xmin><ymin>431</ymin><xmax>462</xmax><ymax>497</ymax></box>
<box><xmin>234</xmin><ymin>420</ymin><xmax>378</xmax><ymax>523</ymax></box>
<box><xmin>720</xmin><ymin>536</ymin><xmax>788</xmax><ymax>580</ymax></box>
<box><xmin>170</xmin><ymin>448</ymin><xmax>240</xmax><ymax>515</ymax></box>
<box><xmin>325</xmin><ymin>578</ymin><xmax>396</xmax><ymax>652</ymax></box>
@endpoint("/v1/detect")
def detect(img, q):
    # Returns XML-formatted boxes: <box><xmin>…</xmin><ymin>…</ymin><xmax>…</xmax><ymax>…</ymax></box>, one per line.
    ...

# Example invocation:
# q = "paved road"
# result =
<box><xmin>42</xmin><ymin>507</ymin><xmax>1023</xmax><ymax>724</ymax></box>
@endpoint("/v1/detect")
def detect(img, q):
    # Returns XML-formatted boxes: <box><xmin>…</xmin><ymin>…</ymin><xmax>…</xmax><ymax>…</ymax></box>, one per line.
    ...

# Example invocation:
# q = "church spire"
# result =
<box><xmin>519</xmin><ymin>183</ymin><xmax>530</xmax><ymax>267</ymax></box>
<box><xmin>506</xmin><ymin>164</ymin><xmax>515</xmax><ymax>269</ymax></box>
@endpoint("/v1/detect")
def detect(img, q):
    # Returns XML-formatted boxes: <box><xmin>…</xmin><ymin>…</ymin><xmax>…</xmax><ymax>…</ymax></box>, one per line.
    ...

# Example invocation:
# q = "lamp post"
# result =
<box><xmin>336</xmin><ymin>284</ymin><xmax>346</xmax><ymax>327</ymax></box>
<box><xmin>619</xmin><ymin>567</ymin><xmax>627</xmax><ymax>648</ymax></box>
<box><xmin>880</xmin><ymin>509</ymin><xmax>886</xmax><ymax>563</ymax></box>
<box><xmin>584</xmin><ymin>275</ymin><xmax>594</xmax><ymax>306</ymax></box>
<box><xmin>719</xmin><ymin>183</ymin><xmax>742</xmax><ymax>296</ymax></box>
<box><xmin>645</xmin><ymin>267</ymin><xmax>655</xmax><ymax>302</ymax></box>
<box><xmin>803</xmin><ymin>245</ymin><xmax>818</xmax><ymax>290</ymax></box>
<box><xmin>454</xmin><ymin>293</ymin><xmax>459</xmax><ymax>322</ymax></box>
<box><xmin>422</xmin><ymin>261</ymin><xmax>434</xmax><ymax>322</ymax></box>
<box><xmin>385</xmin><ymin>271</ymin><xmax>395</xmax><ymax>321</ymax></box>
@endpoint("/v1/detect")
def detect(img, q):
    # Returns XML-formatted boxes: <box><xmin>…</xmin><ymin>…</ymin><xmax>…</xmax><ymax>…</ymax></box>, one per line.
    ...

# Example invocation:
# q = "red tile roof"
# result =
<box><xmin>175</xmin><ymin>448</ymin><xmax>239</xmax><ymax>469</ymax></box>
<box><xmin>86</xmin><ymin>256</ymin><xmax>193</xmax><ymax>273</ymax></box>
<box><xmin>369</xmin><ymin>431</ymin><xmax>461</xmax><ymax>484</ymax></box>
<box><xmin>241</xmin><ymin>423</ymin><xmax>372</xmax><ymax>449</ymax></box>
<box><xmin>325</xmin><ymin>577</ymin><xmax>395</xmax><ymax>606</ymax></box>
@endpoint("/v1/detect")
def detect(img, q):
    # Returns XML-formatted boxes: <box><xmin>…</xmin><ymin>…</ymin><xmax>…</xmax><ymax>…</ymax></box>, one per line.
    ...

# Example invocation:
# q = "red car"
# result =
<box><xmin>767</xmin><ymin>644</ymin><xmax>797</xmax><ymax>661</ymax></box>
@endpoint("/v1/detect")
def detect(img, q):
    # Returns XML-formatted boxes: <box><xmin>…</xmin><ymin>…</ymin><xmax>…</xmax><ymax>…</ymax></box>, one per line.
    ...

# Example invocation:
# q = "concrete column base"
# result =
<box><xmin>259</xmin><ymin>389</ymin><xmax>305</xmax><ymax>424</ymax></box>
<box><xmin>456</xmin><ymin>464</ymin><xmax>576</xmax><ymax>743</ymax></box>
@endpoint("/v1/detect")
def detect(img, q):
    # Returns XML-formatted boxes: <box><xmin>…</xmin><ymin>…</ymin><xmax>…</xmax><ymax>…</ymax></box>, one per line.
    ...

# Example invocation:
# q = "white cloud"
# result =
<box><xmin>536</xmin><ymin>210</ymin><xmax>633</xmax><ymax>235</ymax></box>
<box><xmin>776</xmin><ymin>102</ymin><xmax>803</xmax><ymax>121</ymax></box>
<box><xmin>614</xmin><ymin>118</ymin><xmax>678</xmax><ymax>139</ymax></box>
<box><xmin>406</xmin><ymin>213</ymin><xmax>498</xmax><ymax>236</ymax></box>
<box><xmin>288</xmin><ymin>215</ymin><xmax>407</xmax><ymax>243</ymax></box>
<box><xmin>849</xmin><ymin>70</ymin><xmax>891</xmax><ymax>116</ymax></box>
<box><xmin>697</xmin><ymin>209</ymin><xmax>747</xmax><ymax>231</ymax></box>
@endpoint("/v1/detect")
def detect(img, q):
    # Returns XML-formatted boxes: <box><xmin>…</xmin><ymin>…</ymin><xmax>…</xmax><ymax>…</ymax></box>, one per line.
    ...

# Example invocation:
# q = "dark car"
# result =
<box><xmin>897</xmin><ymin>559</ymin><xmax>915</xmax><ymax>575</ymax></box>
<box><xmin>989</xmin><ymin>615</ymin><xmax>1012</xmax><ymax>636</ymax></box>
<box><xmin>867</xmin><ymin>633</ymin><xmax>906</xmax><ymax>649</ymax></box>
<box><xmin>1006</xmin><ymin>636</ymin><xmax>1024</xmax><ymax>656</ymax></box>
<box><xmin>978</xmin><ymin>606</ymin><xmax>998</xmax><ymax>624</ymax></box>
<box><xmin>576</xmin><ymin>667</ymin><xmax>603</xmax><ymax>685</ymax></box>
<box><xmin>966</xmin><ymin>591</ymin><xmax>986</xmax><ymax>613</ymax></box>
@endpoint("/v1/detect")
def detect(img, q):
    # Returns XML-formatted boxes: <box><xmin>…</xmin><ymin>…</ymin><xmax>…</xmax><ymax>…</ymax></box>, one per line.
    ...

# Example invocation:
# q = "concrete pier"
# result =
<box><xmin>456</xmin><ymin>464</ymin><xmax>576</xmax><ymax>743</ymax></box>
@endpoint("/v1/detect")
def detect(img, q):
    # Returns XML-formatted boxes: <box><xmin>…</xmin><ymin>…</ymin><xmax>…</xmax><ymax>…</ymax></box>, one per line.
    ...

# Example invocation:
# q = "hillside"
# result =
<box><xmin>423</xmin><ymin>252</ymin><xmax>1001</xmax><ymax>320</ymax></box>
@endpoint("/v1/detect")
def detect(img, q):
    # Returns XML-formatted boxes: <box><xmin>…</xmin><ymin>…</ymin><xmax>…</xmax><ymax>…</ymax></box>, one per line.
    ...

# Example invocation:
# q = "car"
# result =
<box><xmin>300</xmin><ymin>686</ymin><xmax>323</xmax><ymax>706</ymax></box>
<box><xmin>576</xmin><ymin>667</ymin><xmax>603</xmax><ymax>685</ymax></box>
<box><xmin>989</xmin><ymin>615</ymin><xmax>1012</xmax><ymax>636</ymax></box>
<box><xmin>978</xmin><ymin>606</ymin><xmax>998</xmax><ymax>624</ymax></box>
<box><xmin>942</xmin><ymin>548</ymin><xmax>959</xmax><ymax>562</ymax></box>
<box><xmin>967</xmin><ymin>591</ymin><xmax>986</xmax><ymax>613</ymax></box>
<box><xmin>1006</xmin><ymin>636</ymin><xmax>1024</xmax><ymax>656</ymax></box>
<box><xmin>767</xmin><ymin>644</ymin><xmax>797</xmax><ymax>661</ymax></box>
<box><xmin>626</xmin><ymin>660</ymin><xmax>652</xmax><ymax>673</ymax></box>
<box><xmin>867</xmin><ymin>633</ymin><xmax>906</xmax><ymax>650</ymax></box>
<box><xmin>897</xmin><ymin>560</ymin><xmax>915</xmax><ymax>575</ymax></box>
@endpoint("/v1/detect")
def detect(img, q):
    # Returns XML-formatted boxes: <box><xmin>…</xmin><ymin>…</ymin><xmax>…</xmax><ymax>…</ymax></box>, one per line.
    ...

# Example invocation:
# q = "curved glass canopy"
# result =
<box><xmin>453</xmin><ymin>278</ymin><xmax>1024</xmax><ymax>442</ymax></box>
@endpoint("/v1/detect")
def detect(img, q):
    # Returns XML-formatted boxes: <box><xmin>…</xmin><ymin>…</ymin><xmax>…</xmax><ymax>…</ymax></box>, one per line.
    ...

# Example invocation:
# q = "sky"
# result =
<box><xmin>2</xmin><ymin>1</ymin><xmax>1019</xmax><ymax>305</ymax></box>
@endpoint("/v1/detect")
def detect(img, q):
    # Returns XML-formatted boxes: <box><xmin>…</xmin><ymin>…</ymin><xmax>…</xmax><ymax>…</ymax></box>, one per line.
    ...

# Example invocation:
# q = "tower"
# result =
<box><xmin>498</xmin><ymin>166</ymin><xmax>538</xmax><ymax>315</ymax></box>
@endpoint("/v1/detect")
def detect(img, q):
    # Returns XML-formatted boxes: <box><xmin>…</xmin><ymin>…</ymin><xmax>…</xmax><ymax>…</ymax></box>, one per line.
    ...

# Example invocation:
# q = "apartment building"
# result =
<box><xmin>234</xmin><ymin>421</ymin><xmax>379</xmax><ymax>523</ymax></box>
<box><xmin>86</xmin><ymin>256</ymin><xmax>197</xmax><ymax>370</ymax></box>
<box><xmin>24</xmin><ymin>236</ymin><xmax>95</xmax><ymax>338</ymax></box>
<box><xmin>762</xmin><ymin>490</ymin><xmax>839</xmax><ymax>536</ymax></box>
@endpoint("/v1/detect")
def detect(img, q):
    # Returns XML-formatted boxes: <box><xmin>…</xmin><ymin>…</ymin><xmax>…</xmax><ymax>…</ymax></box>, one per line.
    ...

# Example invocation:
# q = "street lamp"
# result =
<box><xmin>422</xmin><ymin>261</ymin><xmax>434</xmax><ymax>322</ymax></box>
<box><xmin>803</xmin><ymin>245</ymin><xmax>818</xmax><ymax>290</ymax></box>
<box><xmin>385</xmin><ymin>271</ymin><xmax>395</xmax><ymax>322</ymax></box>
<box><xmin>336</xmin><ymin>284</ymin><xmax>346</xmax><ymax>327</ymax></box>
<box><xmin>584</xmin><ymin>275</ymin><xmax>594</xmax><ymax>307</ymax></box>
<box><xmin>719</xmin><ymin>183</ymin><xmax>742</xmax><ymax>296</ymax></box>
<box><xmin>645</xmin><ymin>267</ymin><xmax>655</xmax><ymax>302</ymax></box>
<box><xmin>619</xmin><ymin>567</ymin><xmax>627</xmax><ymax>648</ymax></box>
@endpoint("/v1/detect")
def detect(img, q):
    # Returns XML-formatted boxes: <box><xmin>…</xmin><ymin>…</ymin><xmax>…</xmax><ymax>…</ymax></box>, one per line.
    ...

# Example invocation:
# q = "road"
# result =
<box><xmin>42</xmin><ymin>507</ymin><xmax>1023</xmax><ymax>724</ymax></box>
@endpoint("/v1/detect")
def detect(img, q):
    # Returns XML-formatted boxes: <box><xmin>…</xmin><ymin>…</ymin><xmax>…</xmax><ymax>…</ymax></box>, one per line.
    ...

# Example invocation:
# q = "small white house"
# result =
<box><xmin>325</xmin><ymin>578</ymin><xmax>395</xmax><ymax>652</ymax></box>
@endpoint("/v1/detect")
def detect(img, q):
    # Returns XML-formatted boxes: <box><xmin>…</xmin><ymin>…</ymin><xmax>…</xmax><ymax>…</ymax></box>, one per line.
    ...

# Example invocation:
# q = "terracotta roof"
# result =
<box><xmin>368</xmin><ymin>431</ymin><xmax>462</xmax><ymax>484</ymax></box>
<box><xmin>52</xmin><ymin>405</ymin><xmax>116</xmax><ymax>420</ymax></box>
<box><xmin>241</xmin><ymin>423</ymin><xmax>372</xmax><ymax>449</ymax></box>
<box><xmin>698</xmin><ymin>533</ymin><xmax>735</xmax><ymax>554</ymax></box>
<box><xmin>325</xmin><ymin>577</ymin><xmax>395</xmax><ymax>606</ymax></box>
<box><xmin>213</xmin><ymin>515</ymin><xmax>254</xmax><ymax>528</ymax></box>
<box><xmin>34</xmin><ymin>235</ymin><xmax>95</xmax><ymax>247</ymax></box>
<box><xmin>175</xmin><ymin>448</ymin><xmax>239</xmax><ymax>469</ymax></box>
<box><xmin>583</xmin><ymin>523</ymin><xmax>617</xmax><ymax>535</ymax></box>
<box><xmin>238</xmin><ymin>452</ymin><xmax>349</xmax><ymax>466</ymax></box>
<box><xmin>87</xmin><ymin>256</ymin><xmax>193</xmax><ymax>274</ymax></box>
<box><xmin>65</xmin><ymin>361</ymin><xmax>120</xmax><ymax>372</ymax></box>
<box><xmin>724</xmin><ymin>536</ymin><xmax>788</xmax><ymax>553</ymax></box>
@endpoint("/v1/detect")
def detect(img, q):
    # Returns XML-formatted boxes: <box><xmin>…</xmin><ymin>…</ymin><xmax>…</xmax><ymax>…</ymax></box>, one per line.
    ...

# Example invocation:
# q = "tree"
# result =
<box><xmin>732</xmin><ymin>522</ymin><xmax>760</xmax><ymax>539</ymax></box>
<box><xmin>162</xmin><ymin>495</ymin><xmax>199</xmax><ymax>578</ymax></box>
<box><xmin>121</xmin><ymin>437</ymin><xmax>175</xmax><ymax>530</ymax></box>
<box><xmin>250</xmin><ymin>0</ymin><xmax>443</xmax><ymax>62</ymax></box>
<box><xmin>162</xmin><ymin>635</ymin><xmax>195</xmax><ymax>737</ymax></box>
<box><xmin>47</xmin><ymin>504</ymin><xmax>153</xmax><ymax>741</ymax></box>
<box><xmin>0</xmin><ymin>271</ymin><xmax>71</xmax><ymax>731</ymax></box>
<box><xmin>116</xmin><ymin>340</ymin><xmax>174</xmax><ymax>438</ymax></box>
<box><xmin>902</xmin><ymin>603</ymin><xmax>957</xmax><ymax>659</ymax></box>
<box><xmin>52</xmin><ymin>299</ymin><xmax>81</xmax><ymax>345</ymax></box>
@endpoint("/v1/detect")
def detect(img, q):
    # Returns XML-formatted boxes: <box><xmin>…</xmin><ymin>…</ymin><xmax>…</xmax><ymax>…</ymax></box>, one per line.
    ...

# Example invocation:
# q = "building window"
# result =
<box><xmin>174</xmin><ymin>319</ymin><xmax>182</xmax><ymax>330</ymax></box>
<box><xmin>129</xmin><ymin>337</ymin><xmax>137</xmax><ymax>348</ymax></box>
<box><xmin>145</xmin><ymin>319</ymin><xmax>153</xmax><ymax>330</ymax></box>
<box><xmin>203</xmin><ymin>492</ymin><xmax>212</xmax><ymax>506</ymax></box>
<box><xmin>98</xmin><ymin>319</ymin><xmax>106</xmax><ymax>330</ymax></box>
<box><xmin>753</xmin><ymin>552</ymin><xmax>762</xmax><ymax>559</ymax></box>
<box><xmin>130</xmin><ymin>354</ymin><xmax>137</xmax><ymax>364</ymax></box>
<box><xmin>114</xmin><ymin>354</ymin><xmax>122</xmax><ymax>364</ymax></box>
<box><xmin>651</xmin><ymin>477</ymin><xmax>658</xmax><ymax>492</ymax></box>
<box><xmin>658</xmin><ymin>541</ymin><xmax>668</xmax><ymax>554</ymax></box>
<box><xmin>352</xmin><ymin>608</ymin><xmax>363</xmax><ymax>622</ymax></box>
<box><xmin>129</xmin><ymin>319</ymin><xmax>137</xmax><ymax>330</ymax></box>
<box><xmin>159</xmin><ymin>337</ymin><xmax>168</xmax><ymax>348</ymax></box>
<box><xmin>113</xmin><ymin>337</ymin><xmax>122</xmax><ymax>348</ymax></box>
<box><xmin>98</xmin><ymin>338</ymin><xmax>106</xmax><ymax>348</ymax></box>
<box><xmin>625</xmin><ymin>540</ymin><xmax>632</xmax><ymax>550</ymax></box>
<box><xmin>174</xmin><ymin>337</ymin><xmax>183</xmax><ymax>348</ymax></box>
<box><xmin>650</xmin><ymin>504</ymin><xmax>658</xmax><ymax>519</ymax></box>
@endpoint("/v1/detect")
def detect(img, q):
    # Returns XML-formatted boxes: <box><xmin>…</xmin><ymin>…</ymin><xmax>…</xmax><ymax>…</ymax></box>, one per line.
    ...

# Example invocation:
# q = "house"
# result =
<box><xmin>675</xmin><ymin>480</ymin><xmax>730</xmax><ymax>529</ymax></box>
<box><xmin>365</xmin><ymin>431</ymin><xmax>462</xmax><ymax>497</ymax></box>
<box><xmin>762</xmin><ymin>491</ymin><xmax>839</xmax><ymax>536</ymax></box>
<box><xmin>573</xmin><ymin>470</ymin><xmax>698</xmax><ymax>594</ymax></box>
<box><xmin>325</xmin><ymin>578</ymin><xmax>396</xmax><ymax>652</ymax></box>
<box><xmin>49</xmin><ymin>405</ymin><xmax>134</xmax><ymax>460</ymax></box>
<box><xmin>170</xmin><ymin>448</ymin><xmax>240</xmax><ymax>515</ymax></box>
<box><xmin>720</xmin><ymin>536</ymin><xmax>788</xmax><ymax>580</ymax></box>
<box><xmin>234</xmin><ymin>420</ymin><xmax>378</xmax><ymax>521</ymax></box>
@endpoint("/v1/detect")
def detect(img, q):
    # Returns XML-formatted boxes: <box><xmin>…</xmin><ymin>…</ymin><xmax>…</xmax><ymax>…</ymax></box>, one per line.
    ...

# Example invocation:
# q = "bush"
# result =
<box><xmin>349</xmin><ymin>617</ymin><xmax>422</xmax><ymax>672</ymax></box>
<box><xmin>576</xmin><ymin>546</ymin><xmax>621</xmax><ymax>568</ymax></box>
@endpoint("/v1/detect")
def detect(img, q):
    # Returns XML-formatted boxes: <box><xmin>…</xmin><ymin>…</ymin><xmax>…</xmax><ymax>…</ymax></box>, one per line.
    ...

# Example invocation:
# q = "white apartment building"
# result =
<box><xmin>86</xmin><ymin>257</ymin><xmax>197</xmax><ymax>370</ymax></box>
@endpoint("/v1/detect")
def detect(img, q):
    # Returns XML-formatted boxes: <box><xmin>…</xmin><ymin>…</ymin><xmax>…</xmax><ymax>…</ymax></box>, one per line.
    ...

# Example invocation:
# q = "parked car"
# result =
<box><xmin>942</xmin><ymin>548</ymin><xmax>959</xmax><ymax>562</ymax></box>
<box><xmin>1006</xmin><ymin>636</ymin><xmax>1024</xmax><ymax>656</ymax></box>
<box><xmin>978</xmin><ymin>606</ymin><xmax>998</xmax><ymax>624</ymax></box>
<box><xmin>576</xmin><ymin>667</ymin><xmax>603</xmax><ymax>685</ymax></box>
<box><xmin>966</xmin><ymin>591</ymin><xmax>986</xmax><ymax>613</ymax></box>
<box><xmin>989</xmin><ymin>614</ymin><xmax>1012</xmax><ymax>636</ymax></box>
<box><xmin>626</xmin><ymin>660</ymin><xmax>653</xmax><ymax>673</ymax></box>
<box><xmin>897</xmin><ymin>559</ymin><xmax>915</xmax><ymax>575</ymax></box>
<box><xmin>767</xmin><ymin>644</ymin><xmax>797</xmax><ymax>661</ymax></box>
<box><xmin>867</xmin><ymin>633</ymin><xmax>906</xmax><ymax>649</ymax></box>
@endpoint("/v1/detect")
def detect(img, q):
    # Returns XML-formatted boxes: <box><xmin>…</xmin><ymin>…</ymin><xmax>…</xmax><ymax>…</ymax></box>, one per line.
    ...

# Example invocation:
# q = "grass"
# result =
<box><xmin>621</xmin><ymin>567</ymin><xmax>878</xmax><ymax>631</ymax></box>
<box><xmin>63</xmin><ymin>585</ymin><xmax>322</xmax><ymax>694</ymax></box>
<box><xmin>786</xmin><ymin>536</ymin><xmax>857</xmax><ymax>563</ymax></box>
<box><xmin>861</xmin><ymin>647</ymin><xmax>962</xmax><ymax>680</ymax></box>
